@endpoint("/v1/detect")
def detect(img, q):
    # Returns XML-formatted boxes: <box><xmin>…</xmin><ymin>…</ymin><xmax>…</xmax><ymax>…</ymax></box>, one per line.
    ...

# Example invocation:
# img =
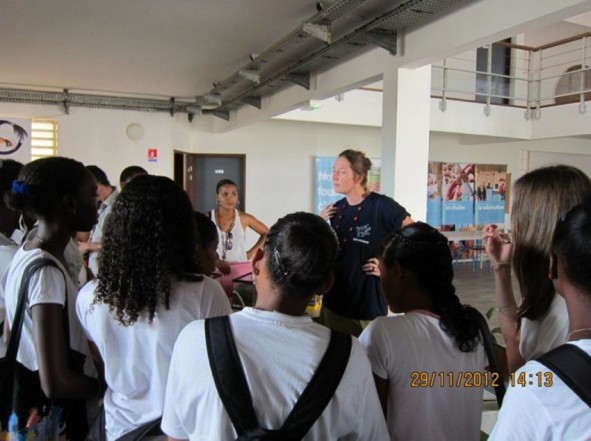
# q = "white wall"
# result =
<box><xmin>0</xmin><ymin>102</ymin><xmax>192</xmax><ymax>184</ymax></box>
<box><xmin>430</xmin><ymin>131</ymin><xmax>591</xmax><ymax>181</ymax></box>
<box><xmin>192</xmin><ymin>119</ymin><xmax>381</xmax><ymax>228</ymax></box>
<box><xmin>2</xmin><ymin>101</ymin><xmax>591</xmax><ymax>235</ymax></box>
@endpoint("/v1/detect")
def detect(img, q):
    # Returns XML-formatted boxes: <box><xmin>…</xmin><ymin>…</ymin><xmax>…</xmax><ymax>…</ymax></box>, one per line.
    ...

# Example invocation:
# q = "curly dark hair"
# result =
<box><xmin>6</xmin><ymin>157</ymin><xmax>88</xmax><ymax>219</ymax></box>
<box><xmin>382</xmin><ymin>222</ymin><xmax>480</xmax><ymax>352</ymax></box>
<box><xmin>265</xmin><ymin>212</ymin><xmax>337</xmax><ymax>299</ymax></box>
<box><xmin>95</xmin><ymin>175</ymin><xmax>200</xmax><ymax>325</ymax></box>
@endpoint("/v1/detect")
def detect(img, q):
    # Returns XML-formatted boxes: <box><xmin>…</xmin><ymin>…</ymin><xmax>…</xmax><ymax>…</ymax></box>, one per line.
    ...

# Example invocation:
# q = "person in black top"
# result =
<box><xmin>320</xmin><ymin>149</ymin><xmax>412</xmax><ymax>336</ymax></box>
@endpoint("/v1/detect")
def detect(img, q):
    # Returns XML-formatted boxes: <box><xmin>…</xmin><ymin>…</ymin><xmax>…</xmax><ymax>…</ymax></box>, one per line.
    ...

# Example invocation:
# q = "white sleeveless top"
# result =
<box><xmin>211</xmin><ymin>209</ymin><xmax>248</xmax><ymax>262</ymax></box>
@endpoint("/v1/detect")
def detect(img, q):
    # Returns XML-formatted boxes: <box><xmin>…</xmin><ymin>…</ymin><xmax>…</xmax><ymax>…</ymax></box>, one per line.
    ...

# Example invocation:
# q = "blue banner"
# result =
<box><xmin>427</xmin><ymin>196</ymin><xmax>442</xmax><ymax>227</ymax></box>
<box><xmin>315</xmin><ymin>157</ymin><xmax>341</xmax><ymax>214</ymax></box>
<box><xmin>442</xmin><ymin>200</ymin><xmax>474</xmax><ymax>228</ymax></box>
<box><xmin>475</xmin><ymin>200</ymin><xmax>505</xmax><ymax>225</ymax></box>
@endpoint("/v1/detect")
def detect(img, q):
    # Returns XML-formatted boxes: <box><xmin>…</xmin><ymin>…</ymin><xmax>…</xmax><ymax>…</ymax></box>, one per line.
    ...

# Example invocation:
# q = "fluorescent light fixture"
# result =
<box><xmin>301</xmin><ymin>100</ymin><xmax>322</xmax><ymax>111</ymax></box>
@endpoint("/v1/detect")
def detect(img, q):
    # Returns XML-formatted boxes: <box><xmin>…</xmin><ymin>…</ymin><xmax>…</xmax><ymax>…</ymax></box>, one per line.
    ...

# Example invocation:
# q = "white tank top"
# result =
<box><xmin>211</xmin><ymin>209</ymin><xmax>248</xmax><ymax>262</ymax></box>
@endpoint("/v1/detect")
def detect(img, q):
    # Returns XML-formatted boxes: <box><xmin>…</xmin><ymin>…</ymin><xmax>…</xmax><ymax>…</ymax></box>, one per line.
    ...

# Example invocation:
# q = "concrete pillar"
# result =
<box><xmin>381</xmin><ymin>64</ymin><xmax>431</xmax><ymax>221</ymax></box>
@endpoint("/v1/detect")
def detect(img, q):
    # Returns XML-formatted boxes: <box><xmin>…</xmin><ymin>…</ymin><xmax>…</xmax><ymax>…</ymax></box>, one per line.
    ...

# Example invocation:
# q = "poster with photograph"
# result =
<box><xmin>474</xmin><ymin>164</ymin><xmax>507</xmax><ymax>227</ymax></box>
<box><xmin>441</xmin><ymin>162</ymin><xmax>475</xmax><ymax>228</ymax></box>
<box><xmin>426</xmin><ymin>161</ymin><xmax>442</xmax><ymax>227</ymax></box>
<box><xmin>315</xmin><ymin>156</ymin><xmax>341</xmax><ymax>214</ymax></box>
<box><xmin>314</xmin><ymin>156</ymin><xmax>381</xmax><ymax>214</ymax></box>
<box><xmin>0</xmin><ymin>118</ymin><xmax>32</xmax><ymax>163</ymax></box>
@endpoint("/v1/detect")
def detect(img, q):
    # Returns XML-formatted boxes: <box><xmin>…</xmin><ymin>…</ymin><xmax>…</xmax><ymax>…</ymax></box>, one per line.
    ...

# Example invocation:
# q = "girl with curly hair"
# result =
<box><xmin>359</xmin><ymin>222</ymin><xmax>485</xmax><ymax>441</ymax></box>
<box><xmin>3</xmin><ymin>157</ymin><xmax>101</xmax><ymax>437</ymax></box>
<box><xmin>76</xmin><ymin>175</ymin><xmax>231</xmax><ymax>440</ymax></box>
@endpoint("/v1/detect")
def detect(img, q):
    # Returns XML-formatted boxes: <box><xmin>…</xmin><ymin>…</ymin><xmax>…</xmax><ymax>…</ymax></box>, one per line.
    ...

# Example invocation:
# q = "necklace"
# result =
<box><xmin>568</xmin><ymin>328</ymin><xmax>591</xmax><ymax>340</ymax></box>
<box><xmin>215</xmin><ymin>208</ymin><xmax>236</xmax><ymax>260</ymax></box>
<box><xmin>332</xmin><ymin>199</ymin><xmax>366</xmax><ymax>250</ymax></box>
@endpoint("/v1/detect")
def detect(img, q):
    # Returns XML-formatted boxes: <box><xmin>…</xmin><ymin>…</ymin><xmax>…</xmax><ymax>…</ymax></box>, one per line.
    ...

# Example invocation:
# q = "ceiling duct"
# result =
<box><xmin>0</xmin><ymin>0</ymin><xmax>470</xmax><ymax>121</ymax></box>
<box><xmin>0</xmin><ymin>88</ymin><xmax>190</xmax><ymax>115</ymax></box>
<box><xmin>204</xmin><ymin>0</ymin><xmax>469</xmax><ymax>119</ymax></box>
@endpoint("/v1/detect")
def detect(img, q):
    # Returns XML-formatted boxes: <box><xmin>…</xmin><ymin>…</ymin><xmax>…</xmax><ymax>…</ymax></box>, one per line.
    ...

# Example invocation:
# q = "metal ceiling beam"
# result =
<box><xmin>240</xmin><ymin>96</ymin><xmax>262</xmax><ymax>109</ymax></box>
<box><xmin>204</xmin><ymin>0</ymin><xmax>366</xmax><ymax>96</ymax></box>
<box><xmin>0</xmin><ymin>87</ymin><xmax>190</xmax><ymax>114</ymax></box>
<box><xmin>217</xmin><ymin>0</ymin><xmax>465</xmax><ymax>115</ymax></box>
<box><xmin>285</xmin><ymin>73</ymin><xmax>311</xmax><ymax>89</ymax></box>
<box><xmin>238</xmin><ymin>69</ymin><xmax>261</xmax><ymax>84</ymax></box>
<box><xmin>365</xmin><ymin>29</ymin><xmax>397</xmax><ymax>55</ymax></box>
<box><xmin>204</xmin><ymin>109</ymin><xmax>231</xmax><ymax>121</ymax></box>
<box><xmin>302</xmin><ymin>22</ymin><xmax>331</xmax><ymax>43</ymax></box>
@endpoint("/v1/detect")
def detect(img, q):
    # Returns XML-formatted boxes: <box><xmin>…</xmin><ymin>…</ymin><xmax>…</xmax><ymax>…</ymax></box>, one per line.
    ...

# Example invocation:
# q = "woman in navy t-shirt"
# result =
<box><xmin>319</xmin><ymin>149</ymin><xmax>412</xmax><ymax>336</ymax></box>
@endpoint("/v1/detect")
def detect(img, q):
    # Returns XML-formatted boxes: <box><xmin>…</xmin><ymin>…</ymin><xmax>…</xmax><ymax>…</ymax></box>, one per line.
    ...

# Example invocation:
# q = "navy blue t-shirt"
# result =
<box><xmin>323</xmin><ymin>192</ymin><xmax>409</xmax><ymax>320</ymax></box>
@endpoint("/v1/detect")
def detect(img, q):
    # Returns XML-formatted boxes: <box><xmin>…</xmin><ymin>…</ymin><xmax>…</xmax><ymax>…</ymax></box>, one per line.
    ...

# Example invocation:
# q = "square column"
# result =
<box><xmin>381</xmin><ymin>64</ymin><xmax>431</xmax><ymax>221</ymax></box>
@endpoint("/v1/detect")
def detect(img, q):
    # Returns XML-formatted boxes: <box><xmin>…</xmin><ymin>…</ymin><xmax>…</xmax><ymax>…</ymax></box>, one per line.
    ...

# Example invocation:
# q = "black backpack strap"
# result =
<box><xmin>1</xmin><ymin>258</ymin><xmax>61</xmax><ymax>424</ymax></box>
<box><xmin>4</xmin><ymin>258</ymin><xmax>61</xmax><ymax>365</ymax></box>
<box><xmin>279</xmin><ymin>330</ymin><xmax>352</xmax><ymax>439</ymax></box>
<box><xmin>205</xmin><ymin>316</ymin><xmax>259</xmax><ymax>436</ymax></box>
<box><xmin>466</xmin><ymin>306</ymin><xmax>506</xmax><ymax>407</ymax></box>
<box><xmin>537</xmin><ymin>344</ymin><xmax>591</xmax><ymax>408</ymax></box>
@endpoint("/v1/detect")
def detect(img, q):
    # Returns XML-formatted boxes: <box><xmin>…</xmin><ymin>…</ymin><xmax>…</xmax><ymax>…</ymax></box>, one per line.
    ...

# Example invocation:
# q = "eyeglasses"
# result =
<box><xmin>225</xmin><ymin>232</ymin><xmax>233</xmax><ymax>251</ymax></box>
<box><xmin>221</xmin><ymin>232</ymin><xmax>233</xmax><ymax>260</ymax></box>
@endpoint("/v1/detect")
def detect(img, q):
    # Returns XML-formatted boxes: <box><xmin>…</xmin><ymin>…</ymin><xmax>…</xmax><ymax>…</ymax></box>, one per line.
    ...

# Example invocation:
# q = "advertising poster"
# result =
<box><xmin>0</xmin><ymin>118</ymin><xmax>32</xmax><ymax>163</ymax></box>
<box><xmin>314</xmin><ymin>156</ymin><xmax>381</xmax><ymax>214</ymax></box>
<box><xmin>315</xmin><ymin>156</ymin><xmax>341</xmax><ymax>214</ymax></box>
<box><xmin>426</xmin><ymin>162</ymin><xmax>442</xmax><ymax>227</ymax></box>
<box><xmin>474</xmin><ymin>164</ymin><xmax>507</xmax><ymax>227</ymax></box>
<box><xmin>441</xmin><ymin>162</ymin><xmax>475</xmax><ymax>228</ymax></box>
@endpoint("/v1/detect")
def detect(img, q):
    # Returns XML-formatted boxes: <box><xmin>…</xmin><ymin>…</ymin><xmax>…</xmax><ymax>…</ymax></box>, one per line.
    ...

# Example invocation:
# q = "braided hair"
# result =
<box><xmin>265</xmin><ymin>212</ymin><xmax>337</xmax><ymax>299</ymax></box>
<box><xmin>6</xmin><ymin>157</ymin><xmax>88</xmax><ymax>220</ymax></box>
<box><xmin>382</xmin><ymin>222</ymin><xmax>480</xmax><ymax>352</ymax></box>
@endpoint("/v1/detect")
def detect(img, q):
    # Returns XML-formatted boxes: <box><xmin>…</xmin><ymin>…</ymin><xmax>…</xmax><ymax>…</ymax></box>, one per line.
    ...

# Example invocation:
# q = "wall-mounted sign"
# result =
<box><xmin>147</xmin><ymin>148</ymin><xmax>158</xmax><ymax>162</ymax></box>
<box><xmin>0</xmin><ymin>118</ymin><xmax>32</xmax><ymax>163</ymax></box>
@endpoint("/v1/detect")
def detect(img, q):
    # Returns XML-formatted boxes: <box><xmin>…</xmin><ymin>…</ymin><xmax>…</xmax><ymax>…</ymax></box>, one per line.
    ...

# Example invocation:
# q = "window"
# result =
<box><xmin>31</xmin><ymin>119</ymin><xmax>58</xmax><ymax>160</ymax></box>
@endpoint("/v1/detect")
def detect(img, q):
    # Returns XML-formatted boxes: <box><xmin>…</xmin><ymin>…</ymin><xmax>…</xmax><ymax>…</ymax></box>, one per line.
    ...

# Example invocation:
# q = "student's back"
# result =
<box><xmin>76</xmin><ymin>175</ymin><xmax>231</xmax><ymax>440</ymax></box>
<box><xmin>162</xmin><ymin>212</ymin><xmax>389</xmax><ymax>441</ymax></box>
<box><xmin>77</xmin><ymin>277</ymin><xmax>229</xmax><ymax>439</ymax></box>
<box><xmin>359</xmin><ymin>222</ymin><xmax>485</xmax><ymax>441</ymax></box>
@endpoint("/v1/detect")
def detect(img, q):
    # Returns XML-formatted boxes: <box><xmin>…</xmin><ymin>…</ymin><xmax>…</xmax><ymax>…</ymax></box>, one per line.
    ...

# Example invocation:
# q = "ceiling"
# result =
<box><xmin>1</xmin><ymin>0</ymin><xmax>473</xmax><ymax>118</ymax></box>
<box><xmin>2</xmin><ymin>0</ymin><xmax>324</xmax><ymax>98</ymax></box>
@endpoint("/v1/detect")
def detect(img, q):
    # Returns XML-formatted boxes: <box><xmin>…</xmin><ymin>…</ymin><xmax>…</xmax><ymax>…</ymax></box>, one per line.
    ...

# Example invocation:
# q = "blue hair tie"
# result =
<box><xmin>11</xmin><ymin>180</ymin><xmax>29</xmax><ymax>196</ymax></box>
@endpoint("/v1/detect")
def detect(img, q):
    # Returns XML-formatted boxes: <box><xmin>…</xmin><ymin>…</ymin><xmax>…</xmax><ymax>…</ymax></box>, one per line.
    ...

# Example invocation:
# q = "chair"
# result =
<box><xmin>231</xmin><ymin>271</ymin><xmax>256</xmax><ymax>310</ymax></box>
<box><xmin>463</xmin><ymin>240</ymin><xmax>486</xmax><ymax>272</ymax></box>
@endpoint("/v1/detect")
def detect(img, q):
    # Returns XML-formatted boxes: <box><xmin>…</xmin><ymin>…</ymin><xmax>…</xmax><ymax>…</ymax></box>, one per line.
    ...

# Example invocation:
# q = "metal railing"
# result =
<box><xmin>432</xmin><ymin>32</ymin><xmax>591</xmax><ymax>119</ymax></box>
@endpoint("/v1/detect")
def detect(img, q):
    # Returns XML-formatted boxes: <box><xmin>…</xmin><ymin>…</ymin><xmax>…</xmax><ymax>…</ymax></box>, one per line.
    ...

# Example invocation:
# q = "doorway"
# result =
<box><xmin>174</xmin><ymin>152</ymin><xmax>246</xmax><ymax>213</ymax></box>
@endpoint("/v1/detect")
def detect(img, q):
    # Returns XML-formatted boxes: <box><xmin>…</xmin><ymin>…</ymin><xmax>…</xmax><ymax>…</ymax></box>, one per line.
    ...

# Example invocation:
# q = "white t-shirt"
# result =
<box><xmin>0</xmin><ymin>241</ymin><xmax>18</xmax><ymax>358</ymax></box>
<box><xmin>76</xmin><ymin>276</ymin><xmax>231</xmax><ymax>441</ymax></box>
<box><xmin>519</xmin><ymin>292</ymin><xmax>568</xmax><ymax>361</ymax></box>
<box><xmin>88</xmin><ymin>189</ymin><xmax>119</xmax><ymax>276</ymax></box>
<box><xmin>161</xmin><ymin>307</ymin><xmax>389</xmax><ymax>441</ymax></box>
<box><xmin>490</xmin><ymin>340</ymin><xmax>591</xmax><ymax>441</ymax></box>
<box><xmin>211</xmin><ymin>209</ymin><xmax>248</xmax><ymax>262</ymax></box>
<box><xmin>4</xmin><ymin>246</ymin><xmax>87</xmax><ymax>370</ymax></box>
<box><xmin>359</xmin><ymin>311</ymin><xmax>486</xmax><ymax>441</ymax></box>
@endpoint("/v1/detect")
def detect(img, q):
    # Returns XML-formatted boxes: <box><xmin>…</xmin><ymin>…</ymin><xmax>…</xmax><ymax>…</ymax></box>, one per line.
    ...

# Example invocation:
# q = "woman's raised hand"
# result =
<box><xmin>482</xmin><ymin>224</ymin><xmax>512</xmax><ymax>267</ymax></box>
<box><xmin>320</xmin><ymin>203</ymin><xmax>338</xmax><ymax>221</ymax></box>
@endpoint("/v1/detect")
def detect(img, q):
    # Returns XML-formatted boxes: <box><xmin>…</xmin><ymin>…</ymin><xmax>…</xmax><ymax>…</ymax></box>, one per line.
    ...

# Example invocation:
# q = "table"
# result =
<box><xmin>442</xmin><ymin>230</ymin><xmax>483</xmax><ymax>242</ymax></box>
<box><xmin>442</xmin><ymin>230</ymin><xmax>486</xmax><ymax>271</ymax></box>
